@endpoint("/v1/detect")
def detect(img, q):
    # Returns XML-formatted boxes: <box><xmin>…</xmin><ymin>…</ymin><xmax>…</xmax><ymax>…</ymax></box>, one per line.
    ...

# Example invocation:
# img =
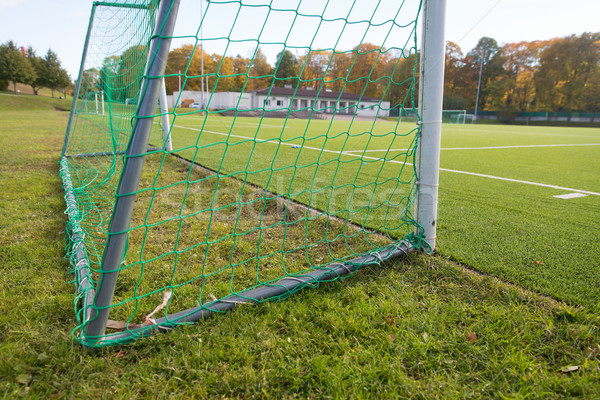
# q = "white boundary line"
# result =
<box><xmin>175</xmin><ymin>124</ymin><xmax>342</xmax><ymax>156</ymax></box>
<box><xmin>346</xmin><ymin>143</ymin><xmax>600</xmax><ymax>153</ymax></box>
<box><xmin>173</xmin><ymin>124</ymin><xmax>600</xmax><ymax>197</ymax></box>
<box><xmin>441</xmin><ymin>143</ymin><xmax>600</xmax><ymax>150</ymax></box>
<box><xmin>438</xmin><ymin>168</ymin><xmax>600</xmax><ymax>196</ymax></box>
<box><xmin>554</xmin><ymin>193</ymin><xmax>587</xmax><ymax>199</ymax></box>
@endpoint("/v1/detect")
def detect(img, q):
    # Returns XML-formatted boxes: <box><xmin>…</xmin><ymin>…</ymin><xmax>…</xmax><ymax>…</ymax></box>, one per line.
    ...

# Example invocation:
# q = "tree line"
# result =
<box><xmin>0</xmin><ymin>41</ymin><xmax>71</xmax><ymax>97</ymax></box>
<box><xmin>161</xmin><ymin>31</ymin><xmax>599</xmax><ymax>113</ymax></box>
<box><xmin>445</xmin><ymin>32</ymin><xmax>600</xmax><ymax>114</ymax></box>
<box><xmin>6</xmin><ymin>30</ymin><xmax>594</xmax><ymax>114</ymax></box>
<box><xmin>161</xmin><ymin>42</ymin><xmax>417</xmax><ymax>109</ymax></box>
<box><xmin>86</xmin><ymin>42</ymin><xmax>415</xmax><ymax>107</ymax></box>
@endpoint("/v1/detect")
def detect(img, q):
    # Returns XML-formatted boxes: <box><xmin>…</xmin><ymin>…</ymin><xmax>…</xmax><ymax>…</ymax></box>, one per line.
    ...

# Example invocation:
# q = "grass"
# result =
<box><xmin>62</xmin><ymin>108</ymin><xmax>417</xmax><ymax>341</ymax></box>
<box><xmin>436</xmin><ymin>124</ymin><xmax>600</xmax><ymax>313</ymax></box>
<box><xmin>2</xmin><ymin>81</ymin><xmax>71</xmax><ymax>100</ymax></box>
<box><xmin>1</xmin><ymin>95</ymin><xmax>600</xmax><ymax>398</ymax></box>
<box><xmin>163</xmin><ymin>112</ymin><xmax>600</xmax><ymax>311</ymax></box>
<box><xmin>438</xmin><ymin>124</ymin><xmax>599</xmax><ymax>190</ymax></box>
<box><xmin>0</xmin><ymin>90</ymin><xmax>72</xmax><ymax>111</ymax></box>
<box><xmin>95</xmin><ymin>153</ymin><xmax>392</xmax><ymax>332</ymax></box>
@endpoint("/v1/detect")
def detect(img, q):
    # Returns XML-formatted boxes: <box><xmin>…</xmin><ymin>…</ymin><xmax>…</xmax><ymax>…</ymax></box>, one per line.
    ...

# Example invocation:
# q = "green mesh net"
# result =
<box><xmin>61</xmin><ymin>0</ymin><xmax>426</xmax><ymax>347</ymax></box>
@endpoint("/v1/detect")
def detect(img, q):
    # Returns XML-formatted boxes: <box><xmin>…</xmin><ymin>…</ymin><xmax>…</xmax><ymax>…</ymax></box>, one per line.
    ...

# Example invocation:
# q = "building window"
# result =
<box><xmin>276</xmin><ymin>100</ymin><xmax>283</xmax><ymax>106</ymax></box>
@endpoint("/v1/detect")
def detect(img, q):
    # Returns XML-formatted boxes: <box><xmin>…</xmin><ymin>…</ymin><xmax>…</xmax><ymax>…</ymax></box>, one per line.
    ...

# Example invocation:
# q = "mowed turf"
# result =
<box><xmin>164</xmin><ymin>113</ymin><xmax>420</xmax><ymax>237</ymax></box>
<box><xmin>437</xmin><ymin>124</ymin><xmax>600</xmax><ymax>313</ymax></box>
<box><xmin>1</xmin><ymin>95</ymin><xmax>600</xmax><ymax>398</ymax></box>
<box><xmin>168</xmin><ymin>113</ymin><xmax>600</xmax><ymax>311</ymax></box>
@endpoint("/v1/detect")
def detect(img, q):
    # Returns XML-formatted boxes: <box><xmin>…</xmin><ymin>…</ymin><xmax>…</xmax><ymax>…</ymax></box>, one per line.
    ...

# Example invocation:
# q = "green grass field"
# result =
<box><xmin>163</xmin><ymin>112</ymin><xmax>600</xmax><ymax>312</ymax></box>
<box><xmin>1</xmin><ymin>94</ymin><xmax>600</xmax><ymax>398</ymax></box>
<box><xmin>437</xmin><ymin>124</ymin><xmax>599</xmax><ymax>313</ymax></box>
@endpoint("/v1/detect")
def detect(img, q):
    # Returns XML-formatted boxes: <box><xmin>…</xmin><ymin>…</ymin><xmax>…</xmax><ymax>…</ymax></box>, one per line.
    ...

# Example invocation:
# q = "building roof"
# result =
<box><xmin>251</xmin><ymin>86</ymin><xmax>380</xmax><ymax>102</ymax></box>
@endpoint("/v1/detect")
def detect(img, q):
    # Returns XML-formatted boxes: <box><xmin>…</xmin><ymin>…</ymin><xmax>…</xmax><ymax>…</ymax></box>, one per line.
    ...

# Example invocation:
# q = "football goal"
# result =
<box><xmin>442</xmin><ymin>109</ymin><xmax>466</xmax><ymax>124</ymax></box>
<box><xmin>60</xmin><ymin>0</ymin><xmax>446</xmax><ymax>347</ymax></box>
<box><xmin>400</xmin><ymin>109</ymin><xmax>465</xmax><ymax>124</ymax></box>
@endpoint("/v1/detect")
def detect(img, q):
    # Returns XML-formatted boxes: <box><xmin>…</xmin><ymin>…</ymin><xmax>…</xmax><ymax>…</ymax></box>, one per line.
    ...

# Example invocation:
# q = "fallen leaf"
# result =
<box><xmin>106</xmin><ymin>319</ymin><xmax>145</xmax><ymax>331</ymax></box>
<box><xmin>389</xmin><ymin>334</ymin><xmax>395</xmax><ymax>343</ymax></box>
<box><xmin>386</xmin><ymin>315</ymin><xmax>395</xmax><ymax>326</ymax></box>
<box><xmin>114</xmin><ymin>350</ymin><xmax>125</xmax><ymax>358</ymax></box>
<box><xmin>145</xmin><ymin>289</ymin><xmax>173</xmax><ymax>322</ymax></box>
<box><xmin>465</xmin><ymin>332</ymin><xmax>477</xmax><ymax>343</ymax></box>
<box><xmin>534</xmin><ymin>261</ymin><xmax>545</xmax><ymax>265</ymax></box>
<box><xmin>16</xmin><ymin>374</ymin><xmax>31</xmax><ymax>385</ymax></box>
<box><xmin>560</xmin><ymin>365</ymin><xmax>579</xmax><ymax>373</ymax></box>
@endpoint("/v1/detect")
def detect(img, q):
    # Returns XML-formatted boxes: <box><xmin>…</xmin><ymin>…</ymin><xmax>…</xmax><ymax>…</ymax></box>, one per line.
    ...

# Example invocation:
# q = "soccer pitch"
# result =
<box><xmin>162</xmin><ymin>114</ymin><xmax>421</xmax><ymax>237</ymax></box>
<box><xmin>166</xmin><ymin>113</ymin><xmax>600</xmax><ymax>310</ymax></box>
<box><xmin>437</xmin><ymin>124</ymin><xmax>599</xmax><ymax>312</ymax></box>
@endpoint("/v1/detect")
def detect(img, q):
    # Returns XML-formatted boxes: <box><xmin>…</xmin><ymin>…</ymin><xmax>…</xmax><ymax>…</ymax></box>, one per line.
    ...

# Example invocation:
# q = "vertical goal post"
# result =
<box><xmin>83</xmin><ymin>0</ymin><xmax>182</xmax><ymax>343</ymax></box>
<box><xmin>60</xmin><ymin>0</ymin><xmax>446</xmax><ymax>347</ymax></box>
<box><xmin>416</xmin><ymin>0</ymin><xmax>447</xmax><ymax>250</ymax></box>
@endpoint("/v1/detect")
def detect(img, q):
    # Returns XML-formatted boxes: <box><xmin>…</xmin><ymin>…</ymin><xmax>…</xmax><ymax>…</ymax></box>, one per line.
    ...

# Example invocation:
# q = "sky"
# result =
<box><xmin>0</xmin><ymin>0</ymin><xmax>598</xmax><ymax>79</ymax></box>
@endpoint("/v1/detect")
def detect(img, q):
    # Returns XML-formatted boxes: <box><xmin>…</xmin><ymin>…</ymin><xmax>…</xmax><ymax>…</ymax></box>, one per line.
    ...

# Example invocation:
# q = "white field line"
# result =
<box><xmin>455</xmin><ymin>126</ymin><xmax>600</xmax><ymax>139</ymax></box>
<box><xmin>346</xmin><ymin>143</ymin><xmax>600</xmax><ymax>153</ymax></box>
<box><xmin>179</xmin><ymin>120</ymin><xmax>292</xmax><ymax>129</ymax></box>
<box><xmin>438</xmin><ymin>168</ymin><xmax>600</xmax><ymax>196</ymax></box>
<box><xmin>174</xmin><ymin>124</ymin><xmax>343</xmax><ymax>156</ymax></box>
<box><xmin>554</xmin><ymin>193</ymin><xmax>587</xmax><ymax>199</ymax></box>
<box><xmin>173</xmin><ymin>124</ymin><xmax>600</xmax><ymax>196</ymax></box>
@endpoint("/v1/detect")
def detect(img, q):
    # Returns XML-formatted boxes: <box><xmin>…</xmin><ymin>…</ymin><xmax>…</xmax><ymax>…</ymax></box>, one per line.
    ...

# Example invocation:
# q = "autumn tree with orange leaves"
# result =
<box><xmin>158</xmin><ymin>32</ymin><xmax>599</xmax><ymax>114</ymax></box>
<box><xmin>443</xmin><ymin>33</ymin><xmax>600</xmax><ymax>113</ymax></box>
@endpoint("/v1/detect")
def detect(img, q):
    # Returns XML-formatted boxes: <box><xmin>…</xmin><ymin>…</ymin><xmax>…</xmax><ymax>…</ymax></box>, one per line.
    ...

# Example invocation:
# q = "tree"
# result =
<box><xmin>164</xmin><ymin>44</ymin><xmax>213</xmax><ymax>94</ymax></box>
<box><xmin>444</xmin><ymin>41</ymin><xmax>464</xmax><ymax>98</ymax></box>
<box><xmin>467</xmin><ymin>37</ymin><xmax>504</xmax><ymax>112</ymax></box>
<box><xmin>274</xmin><ymin>49</ymin><xmax>298</xmax><ymax>87</ymax></box>
<box><xmin>165</xmin><ymin>44</ymin><xmax>193</xmax><ymax>94</ymax></box>
<box><xmin>468</xmin><ymin>37</ymin><xmax>502</xmax><ymax>70</ymax></box>
<box><xmin>325</xmin><ymin>50</ymin><xmax>351</xmax><ymax>92</ymax></box>
<box><xmin>78</xmin><ymin>68</ymin><xmax>100</xmax><ymax>100</ymax></box>
<box><xmin>298</xmin><ymin>49</ymin><xmax>330</xmax><ymax>90</ymax></box>
<box><xmin>246</xmin><ymin>47</ymin><xmax>273</xmax><ymax>90</ymax></box>
<box><xmin>0</xmin><ymin>40</ymin><xmax>36</xmax><ymax>94</ymax></box>
<box><xmin>98</xmin><ymin>55</ymin><xmax>121</xmax><ymax>101</ymax></box>
<box><xmin>231</xmin><ymin>55</ymin><xmax>250</xmax><ymax>91</ymax></box>
<box><xmin>27</xmin><ymin>46</ymin><xmax>45</xmax><ymax>95</ymax></box>
<box><xmin>345</xmin><ymin>43</ymin><xmax>389</xmax><ymax>98</ymax></box>
<box><xmin>535</xmin><ymin>33</ymin><xmax>600</xmax><ymax>112</ymax></box>
<box><xmin>211</xmin><ymin>54</ymin><xmax>235</xmax><ymax>92</ymax></box>
<box><xmin>38</xmin><ymin>49</ymin><xmax>71</xmax><ymax>97</ymax></box>
<box><xmin>443</xmin><ymin>41</ymin><xmax>471</xmax><ymax>109</ymax></box>
<box><xmin>386</xmin><ymin>53</ymin><xmax>418</xmax><ymax>109</ymax></box>
<box><xmin>117</xmin><ymin>45</ymin><xmax>148</xmax><ymax>102</ymax></box>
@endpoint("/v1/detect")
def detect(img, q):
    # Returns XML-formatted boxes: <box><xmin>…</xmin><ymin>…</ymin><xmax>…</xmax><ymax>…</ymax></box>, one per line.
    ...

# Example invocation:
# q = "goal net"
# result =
<box><xmin>441</xmin><ymin>110</ymin><xmax>466</xmax><ymax>124</ymax></box>
<box><xmin>400</xmin><ymin>109</ymin><xmax>463</xmax><ymax>124</ymax></box>
<box><xmin>61</xmin><ymin>0</ymin><xmax>441</xmax><ymax>347</ymax></box>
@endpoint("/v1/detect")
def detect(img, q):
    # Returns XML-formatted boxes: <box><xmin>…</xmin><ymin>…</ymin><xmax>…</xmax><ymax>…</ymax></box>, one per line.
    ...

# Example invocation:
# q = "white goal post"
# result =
<box><xmin>416</xmin><ymin>0</ymin><xmax>446</xmax><ymax>251</ymax></box>
<box><xmin>60</xmin><ymin>0</ymin><xmax>447</xmax><ymax>346</ymax></box>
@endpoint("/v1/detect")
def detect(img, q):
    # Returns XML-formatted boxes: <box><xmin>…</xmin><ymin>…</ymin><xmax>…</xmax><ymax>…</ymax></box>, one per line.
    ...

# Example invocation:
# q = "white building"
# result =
<box><xmin>251</xmin><ymin>87</ymin><xmax>390</xmax><ymax>118</ymax></box>
<box><xmin>168</xmin><ymin>90</ymin><xmax>251</xmax><ymax>110</ymax></box>
<box><xmin>168</xmin><ymin>86</ymin><xmax>390</xmax><ymax>118</ymax></box>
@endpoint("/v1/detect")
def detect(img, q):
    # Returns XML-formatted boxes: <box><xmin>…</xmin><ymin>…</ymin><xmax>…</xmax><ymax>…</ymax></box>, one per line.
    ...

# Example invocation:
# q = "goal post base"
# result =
<box><xmin>78</xmin><ymin>240</ymin><xmax>418</xmax><ymax>347</ymax></box>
